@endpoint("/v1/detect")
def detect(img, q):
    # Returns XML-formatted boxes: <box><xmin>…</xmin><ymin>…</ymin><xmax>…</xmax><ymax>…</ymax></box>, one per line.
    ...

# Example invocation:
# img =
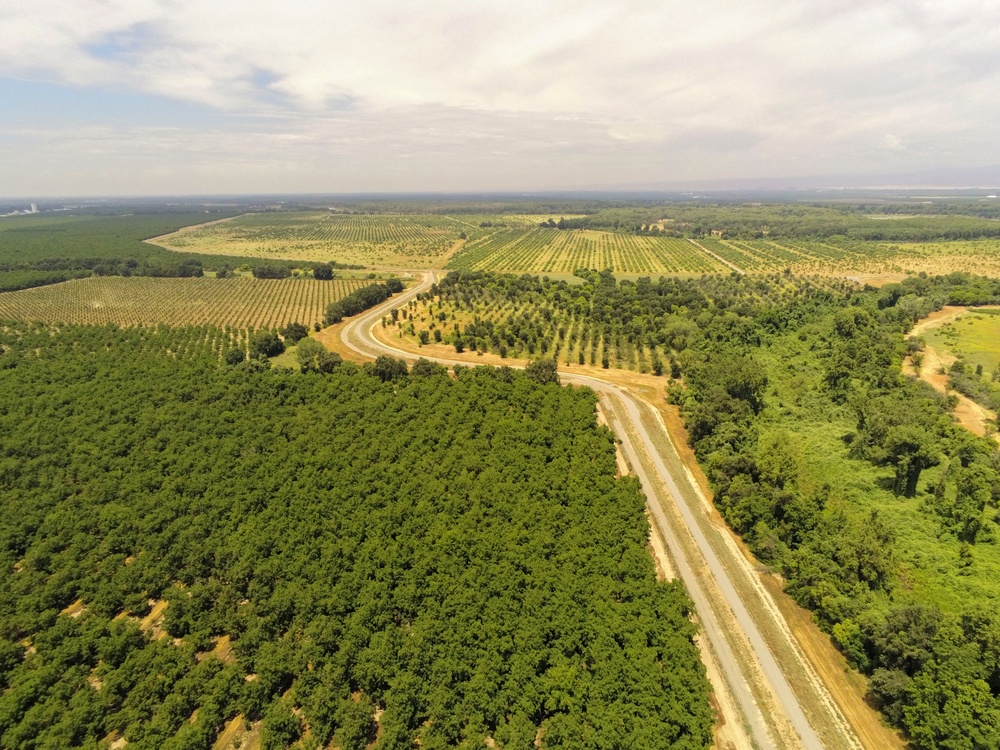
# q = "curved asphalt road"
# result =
<box><xmin>340</xmin><ymin>271</ymin><xmax>842</xmax><ymax>750</ymax></box>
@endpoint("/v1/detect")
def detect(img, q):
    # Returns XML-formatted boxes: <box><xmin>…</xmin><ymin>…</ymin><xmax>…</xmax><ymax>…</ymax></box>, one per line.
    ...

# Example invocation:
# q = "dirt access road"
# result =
<box><xmin>908</xmin><ymin>306</ymin><xmax>999</xmax><ymax>443</ymax></box>
<box><xmin>333</xmin><ymin>271</ymin><xmax>873</xmax><ymax>750</ymax></box>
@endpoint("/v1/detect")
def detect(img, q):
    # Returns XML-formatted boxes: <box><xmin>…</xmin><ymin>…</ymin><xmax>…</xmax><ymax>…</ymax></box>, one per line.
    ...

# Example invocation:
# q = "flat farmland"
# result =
<box><xmin>0</xmin><ymin>276</ymin><xmax>368</xmax><ymax>329</ymax></box>
<box><xmin>447</xmin><ymin>228</ymin><xmax>729</xmax><ymax>274</ymax></box>
<box><xmin>149</xmin><ymin>212</ymin><xmax>470</xmax><ymax>267</ymax></box>
<box><xmin>696</xmin><ymin>237</ymin><xmax>1000</xmax><ymax>276</ymax></box>
<box><xmin>148</xmin><ymin>210</ymin><xmax>1000</xmax><ymax>278</ymax></box>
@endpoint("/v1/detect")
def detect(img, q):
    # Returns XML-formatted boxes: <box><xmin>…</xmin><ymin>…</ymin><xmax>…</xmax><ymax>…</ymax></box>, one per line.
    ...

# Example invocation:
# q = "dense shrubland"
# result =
<box><xmin>0</xmin><ymin>323</ymin><xmax>711</xmax><ymax>749</ymax></box>
<box><xmin>436</xmin><ymin>269</ymin><xmax>1000</xmax><ymax>747</ymax></box>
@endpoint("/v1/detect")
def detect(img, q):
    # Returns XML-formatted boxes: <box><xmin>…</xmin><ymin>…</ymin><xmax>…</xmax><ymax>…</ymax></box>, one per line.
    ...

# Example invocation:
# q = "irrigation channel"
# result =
<box><xmin>341</xmin><ymin>271</ymin><xmax>864</xmax><ymax>750</ymax></box>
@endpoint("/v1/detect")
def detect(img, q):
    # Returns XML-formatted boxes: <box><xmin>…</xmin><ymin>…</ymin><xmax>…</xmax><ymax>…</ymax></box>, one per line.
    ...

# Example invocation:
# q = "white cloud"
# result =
<box><xmin>2</xmin><ymin>0</ymin><xmax>1000</xmax><ymax>193</ymax></box>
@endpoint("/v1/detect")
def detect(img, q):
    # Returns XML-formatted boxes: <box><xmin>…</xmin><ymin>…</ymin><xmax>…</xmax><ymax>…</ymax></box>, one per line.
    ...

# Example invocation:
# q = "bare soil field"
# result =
<box><xmin>0</xmin><ymin>276</ymin><xmax>367</xmax><ymax>330</ymax></box>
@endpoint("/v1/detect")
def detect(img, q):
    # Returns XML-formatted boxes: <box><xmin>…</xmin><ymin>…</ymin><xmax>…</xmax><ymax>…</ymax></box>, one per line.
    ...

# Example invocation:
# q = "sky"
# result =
<box><xmin>2</xmin><ymin>0</ymin><xmax>1000</xmax><ymax>196</ymax></box>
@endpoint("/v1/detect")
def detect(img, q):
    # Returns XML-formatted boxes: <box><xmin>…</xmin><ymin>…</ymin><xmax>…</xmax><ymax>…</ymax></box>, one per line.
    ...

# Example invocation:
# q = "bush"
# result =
<box><xmin>313</xmin><ymin>263</ymin><xmax>334</xmax><ymax>280</ymax></box>
<box><xmin>250</xmin><ymin>330</ymin><xmax>285</xmax><ymax>358</ymax></box>
<box><xmin>525</xmin><ymin>358</ymin><xmax>559</xmax><ymax>385</ymax></box>
<box><xmin>252</xmin><ymin>265</ymin><xmax>292</xmax><ymax>280</ymax></box>
<box><xmin>225</xmin><ymin>348</ymin><xmax>246</xmax><ymax>366</ymax></box>
<box><xmin>281</xmin><ymin>322</ymin><xmax>309</xmax><ymax>345</ymax></box>
<box><xmin>296</xmin><ymin>339</ymin><xmax>342</xmax><ymax>373</ymax></box>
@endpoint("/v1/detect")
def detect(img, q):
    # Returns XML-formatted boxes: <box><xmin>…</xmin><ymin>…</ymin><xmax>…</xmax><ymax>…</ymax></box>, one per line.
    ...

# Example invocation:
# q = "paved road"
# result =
<box><xmin>341</xmin><ymin>271</ymin><xmax>845</xmax><ymax>750</ymax></box>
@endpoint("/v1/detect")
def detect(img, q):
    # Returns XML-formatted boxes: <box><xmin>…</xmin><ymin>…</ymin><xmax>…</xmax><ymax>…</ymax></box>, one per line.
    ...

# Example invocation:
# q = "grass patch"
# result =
<box><xmin>758</xmin><ymin>332</ymin><xmax>1000</xmax><ymax>616</ymax></box>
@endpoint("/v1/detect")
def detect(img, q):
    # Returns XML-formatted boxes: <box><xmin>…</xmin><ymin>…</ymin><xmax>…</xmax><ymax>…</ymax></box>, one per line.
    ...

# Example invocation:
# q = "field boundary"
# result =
<box><xmin>143</xmin><ymin>213</ymin><xmax>246</xmax><ymax>249</ymax></box>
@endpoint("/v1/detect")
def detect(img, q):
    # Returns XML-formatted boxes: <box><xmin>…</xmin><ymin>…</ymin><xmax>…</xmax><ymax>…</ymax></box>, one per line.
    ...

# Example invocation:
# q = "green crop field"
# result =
<box><xmin>447</xmin><ymin>229</ymin><xmax>728</xmax><ymax>274</ymax></box>
<box><xmin>0</xmin><ymin>276</ymin><xmax>368</xmax><ymax>329</ymax></box>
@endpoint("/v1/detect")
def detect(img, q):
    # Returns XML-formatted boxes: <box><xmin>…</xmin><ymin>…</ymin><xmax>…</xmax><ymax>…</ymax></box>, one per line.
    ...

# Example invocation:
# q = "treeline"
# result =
<box><xmin>0</xmin><ymin>256</ymin><xmax>206</xmax><ymax>294</ymax></box>
<box><xmin>0</xmin><ymin>268</ymin><xmax>93</xmax><ymax>293</ymax></box>
<box><xmin>324</xmin><ymin>278</ymin><xmax>404</xmax><ymax>324</ymax></box>
<box><xmin>435</xmin><ymin>269</ymin><xmax>1000</xmax><ymax>747</ymax></box>
<box><xmin>251</xmin><ymin>261</ymin><xmax>364</xmax><ymax>280</ymax></box>
<box><xmin>0</xmin><ymin>322</ymin><xmax>711</xmax><ymax>749</ymax></box>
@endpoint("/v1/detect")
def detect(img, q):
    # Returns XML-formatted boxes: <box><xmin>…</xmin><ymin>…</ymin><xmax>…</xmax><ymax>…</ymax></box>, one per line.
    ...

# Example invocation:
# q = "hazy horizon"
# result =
<box><xmin>4</xmin><ymin>1</ymin><xmax>1000</xmax><ymax>197</ymax></box>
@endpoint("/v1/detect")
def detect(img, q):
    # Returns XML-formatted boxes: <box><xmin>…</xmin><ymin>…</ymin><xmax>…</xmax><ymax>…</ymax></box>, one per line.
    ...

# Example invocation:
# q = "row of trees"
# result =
<box><xmin>324</xmin><ymin>278</ymin><xmax>404</xmax><ymax>324</ymax></box>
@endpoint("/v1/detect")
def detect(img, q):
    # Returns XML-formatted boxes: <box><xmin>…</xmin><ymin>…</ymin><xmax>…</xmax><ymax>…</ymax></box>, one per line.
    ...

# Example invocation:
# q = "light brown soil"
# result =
<box><xmin>842</xmin><ymin>274</ymin><xmax>910</xmax><ymax>287</ymax></box>
<box><xmin>212</xmin><ymin>715</ymin><xmax>261</xmax><ymax>750</ymax></box>
<box><xmin>101</xmin><ymin>731</ymin><xmax>127</xmax><ymax>749</ymax></box>
<box><xmin>909</xmin><ymin>305</ymin><xmax>970</xmax><ymax>336</ymax></box>
<box><xmin>139</xmin><ymin>600</ymin><xmax>169</xmax><ymax>639</ymax></box>
<box><xmin>60</xmin><ymin>599</ymin><xmax>86</xmax><ymax>618</ymax></box>
<box><xmin>197</xmin><ymin>634</ymin><xmax>236</xmax><ymax>665</ymax></box>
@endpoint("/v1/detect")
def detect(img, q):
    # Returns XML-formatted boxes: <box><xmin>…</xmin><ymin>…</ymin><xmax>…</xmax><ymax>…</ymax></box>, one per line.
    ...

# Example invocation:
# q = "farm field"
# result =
<box><xmin>666</xmin><ymin>237</ymin><xmax>1000</xmax><ymax>277</ymax></box>
<box><xmin>432</xmin><ymin>227</ymin><xmax>1000</xmax><ymax>277</ymax></box>
<box><xmin>0</xmin><ymin>276</ymin><xmax>368</xmax><ymax>329</ymax></box>
<box><xmin>145</xmin><ymin>208</ymin><xmax>1000</xmax><ymax>279</ymax></box>
<box><xmin>394</xmin><ymin>270</ymin><xmax>856</xmax><ymax>373</ymax></box>
<box><xmin>150</xmin><ymin>211</ymin><xmax>473</xmax><ymax>267</ymax></box>
<box><xmin>0</xmin><ymin>322</ymin><xmax>713</xmax><ymax>750</ymax></box>
<box><xmin>448</xmin><ymin>228</ymin><xmax>728</xmax><ymax>274</ymax></box>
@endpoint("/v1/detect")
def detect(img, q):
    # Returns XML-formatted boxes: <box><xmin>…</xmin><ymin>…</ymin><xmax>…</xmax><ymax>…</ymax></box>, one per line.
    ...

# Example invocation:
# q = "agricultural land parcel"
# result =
<box><xmin>0</xmin><ymin>213</ymin><xmax>250</xmax><ymax>268</ymax></box>
<box><xmin>150</xmin><ymin>212</ymin><xmax>472</xmax><ymax>268</ymax></box>
<box><xmin>0</xmin><ymin>276</ymin><xmax>369</xmax><ymax>330</ymax></box>
<box><xmin>149</xmin><ymin>210</ymin><xmax>1000</xmax><ymax>278</ymax></box>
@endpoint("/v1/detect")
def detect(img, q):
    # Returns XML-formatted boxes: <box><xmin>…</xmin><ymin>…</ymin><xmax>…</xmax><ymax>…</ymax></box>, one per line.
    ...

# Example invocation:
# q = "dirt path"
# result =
<box><xmin>907</xmin><ymin>306</ymin><xmax>999</xmax><ymax>442</ymax></box>
<box><xmin>144</xmin><ymin>214</ymin><xmax>245</xmax><ymax>250</ymax></box>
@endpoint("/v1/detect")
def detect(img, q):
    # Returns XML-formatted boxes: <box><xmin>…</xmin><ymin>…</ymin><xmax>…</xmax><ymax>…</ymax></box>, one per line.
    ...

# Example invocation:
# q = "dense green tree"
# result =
<box><xmin>261</xmin><ymin>699</ymin><xmax>302</xmax><ymax>750</ymax></box>
<box><xmin>250</xmin><ymin>330</ymin><xmax>285</xmax><ymax>358</ymax></box>
<box><xmin>312</xmin><ymin>264</ymin><xmax>334</xmax><ymax>281</ymax></box>
<box><xmin>0</xmin><ymin>321</ymin><xmax>712</xmax><ymax>749</ymax></box>
<box><xmin>225</xmin><ymin>348</ymin><xmax>246</xmax><ymax>366</ymax></box>
<box><xmin>280</xmin><ymin>322</ymin><xmax>309</xmax><ymax>345</ymax></box>
<box><xmin>524</xmin><ymin>358</ymin><xmax>559</xmax><ymax>385</ymax></box>
<box><xmin>252</xmin><ymin>265</ymin><xmax>292</xmax><ymax>280</ymax></box>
